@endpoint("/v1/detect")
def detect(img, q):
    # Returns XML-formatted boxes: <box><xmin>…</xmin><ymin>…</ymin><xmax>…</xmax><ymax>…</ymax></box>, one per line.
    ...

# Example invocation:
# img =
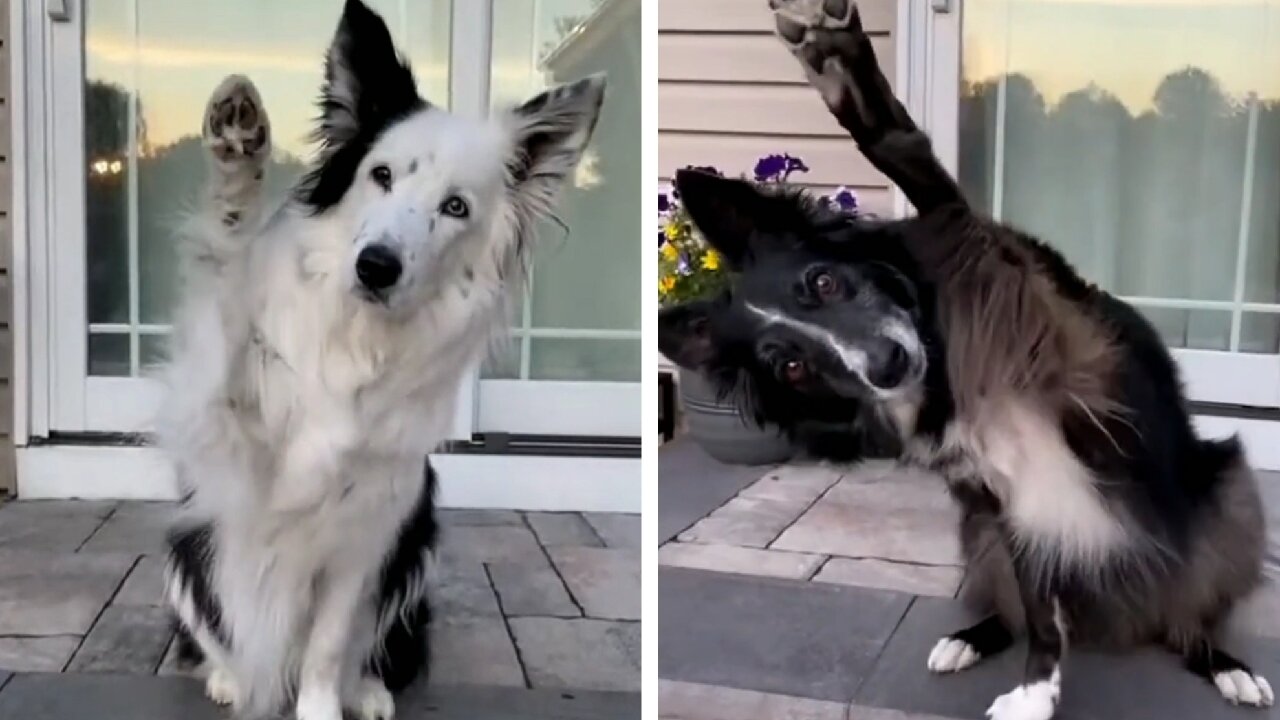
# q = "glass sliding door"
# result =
<box><xmin>479</xmin><ymin>0</ymin><xmax>642</xmax><ymax>437</ymax></box>
<box><xmin>928</xmin><ymin>0</ymin><xmax>1280</xmax><ymax>407</ymax></box>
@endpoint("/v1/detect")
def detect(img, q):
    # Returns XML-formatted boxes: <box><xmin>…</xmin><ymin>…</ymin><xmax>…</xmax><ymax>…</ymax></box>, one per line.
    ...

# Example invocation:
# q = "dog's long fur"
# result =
<box><xmin>158</xmin><ymin>3</ymin><xmax>604</xmax><ymax>718</ymax></box>
<box><xmin>662</xmin><ymin>0</ymin><xmax>1271</xmax><ymax>715</ymax></box>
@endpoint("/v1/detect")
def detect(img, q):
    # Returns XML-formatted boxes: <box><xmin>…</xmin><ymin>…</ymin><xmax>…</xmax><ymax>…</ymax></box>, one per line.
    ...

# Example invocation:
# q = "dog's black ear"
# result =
<box><xmin>319</xmin><ymin>0</ymin><xmax>422</xmax><ymax>144</ymax></box>
<box><xmin>659</xmin><ymin>300</ymin><xmax>720</xmax><ymax>370</ymax></box>
<box><xmin>673</xmin><ymin>170</ymin><xmax>809</xmax><ymax>268</ymax></box>
<box><xmin>302</xmin><ymin>0</ymin><xmax>425</xmax><ymax>210</ymax></box>
<box><xmin>504</xmin><ymin>74</ymin><xmax>607</xmax><ymax>216</ymax></box>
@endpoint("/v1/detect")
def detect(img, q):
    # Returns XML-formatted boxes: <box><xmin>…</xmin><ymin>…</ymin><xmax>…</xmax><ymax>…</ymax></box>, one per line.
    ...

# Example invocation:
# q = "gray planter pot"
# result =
<box><xmin>678</xmin><ymin>368</ymin><xmax>795</xmax><ymax>466</ymax></box>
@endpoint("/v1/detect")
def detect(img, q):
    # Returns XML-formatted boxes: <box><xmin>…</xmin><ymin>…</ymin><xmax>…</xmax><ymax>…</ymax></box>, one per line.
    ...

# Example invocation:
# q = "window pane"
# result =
<box><xmin>959</xmin><ymin>0</ymin><xmax>1280</xmax><ymax>349</ymax></box>
<box><xmin>88</xmin><ymin>333</ymin><xmax>130</xmax><ymax>377</ymax></box>
<box><xmin>83</xmin><ymin>0</ymin><xmax>451</xmax><ymax>374</ymax></box>
<box><xmin>490</xmin><ymin>0</ymin><xmax>641</xmax><ymax>381</ymax></box>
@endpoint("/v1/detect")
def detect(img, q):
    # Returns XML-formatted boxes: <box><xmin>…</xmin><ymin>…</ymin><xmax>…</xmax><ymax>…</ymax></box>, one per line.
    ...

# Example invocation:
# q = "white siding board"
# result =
<box><xmin>658</xmin><ymin>0</ymin><xmax>895</xmax><ymax>33</ymax></box>
<box><xmin>660</xmin><ymin>132</ymin><xmax>886</xmax><ymax>187</ymax></box>
<box><xmin>659</xmin><ymin>33</ymin><xmax>893</xmax><ymax>84</ymax></box>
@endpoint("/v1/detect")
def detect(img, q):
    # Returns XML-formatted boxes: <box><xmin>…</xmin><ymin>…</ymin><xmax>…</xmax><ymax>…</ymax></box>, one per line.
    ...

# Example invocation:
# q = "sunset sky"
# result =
<box><xmin>964</xmin><ymin>0</ymin><xmax>1280</xmax><ymax>111</ymax></box>
<box><xmin>85</xmin><ymin>0</ymin><xmax>599</xmax><ymax>157</ymax></box>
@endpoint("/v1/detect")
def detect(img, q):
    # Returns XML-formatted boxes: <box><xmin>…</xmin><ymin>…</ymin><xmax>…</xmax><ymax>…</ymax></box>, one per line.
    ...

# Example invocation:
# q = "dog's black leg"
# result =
<box><xmin>984</xmin><ymin>557</ymin><xmax>1065</xmax><ymax>720</ymax></box>
<box><xmin>927</xmin><ymin>614</ymin><xmax>1014</xmax><ymax>674</ymax></box>
<box><xmin>1176</xmin><ymin>636</ymin><xmax>1274</xmax><ymax>707</ymax></box>
<box><xmin>769</xmin><ymin>0</ymin><xmax>965</xmax><ymax>215</ymax></box>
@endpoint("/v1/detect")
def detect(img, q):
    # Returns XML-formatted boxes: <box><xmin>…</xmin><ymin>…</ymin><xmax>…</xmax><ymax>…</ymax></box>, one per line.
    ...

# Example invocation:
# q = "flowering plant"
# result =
<box><xmin>658</xmin><ymin>153</ymin><xmax>859</xmax><ymax>305</ymax></box>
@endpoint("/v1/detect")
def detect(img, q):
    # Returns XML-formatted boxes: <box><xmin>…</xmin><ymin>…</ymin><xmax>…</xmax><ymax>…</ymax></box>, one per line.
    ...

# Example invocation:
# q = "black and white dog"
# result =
<box><xmin>159</xmin><ymin>2</ymin><xmax>604</xmax><ymax>719</ymax></box>
<box><xmin>659</xmin><ymin>1</ymin><xmax>1272</xmax><ymax>718</ymax></box>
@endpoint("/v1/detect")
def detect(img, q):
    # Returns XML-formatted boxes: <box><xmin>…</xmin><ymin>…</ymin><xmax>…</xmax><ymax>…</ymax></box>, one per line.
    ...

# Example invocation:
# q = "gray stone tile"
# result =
<box><xmin>440</xmin><ymin>524</ymin><xmax>545</xmax><ymax>566</ymax></box>
<box><xmin>661</xmin><ymin>440</ymin><xmax>771</xmax><ymax>544</ymax></box>
<box><xmin>435</xmin><ymin>559</ymin><xmax>503</xmax><ymax>622</ymax></box>
<box><xmin>0</xmin><ymin>550</ymin><xmax>136</xmax><ymax>635</ymax></box>
<box><xmin>846</xmin><ymin>708</ymin><xmax>962</xmax><ymax>720</ymax></box>
<box><xmin>813</xmin><ymin>558</ymin><xmax>962</xmax><ymax>598</ymax></box>
<box><xmin>0</xmin><ymin>636</ymin><xmax>80</xmax><ymax>672</ymax></box>
<box><xmin>584</xmin><ymin>513</ymin><xmax>640</xmax><ymax>549</ymax></box>
<box><xmin>429</xmin><ymin>618</ymin><xmax>526</xmax><ymax>687</ymax></box>
<box><xmin>737</xmin><ymin>465</ymin><xmax>844</xmax><ymax>504</ymax></box>
<box><xmin>398</xmin><ymin>683</ymin><xmax>641</xmax><ymax>719</ymax></box>
<box><xmin>772</xmin><ymin>468</ymin><xmax>961</xmax><ymax>566</ymax></box>
<box><xmin>548</xmin><ymin>547</ymin><xmax>640</xmax><ymax>621</ymax></box>
<box><xmin>659</xmin><ymin>567</ymin><xmax>913</xmax><ymax>703</ymax></box>
<box><xmin>488</xmin><ymin>559</ymin><xmax>580</xmax><ymax>618</ymax></box>
<box><xmin>0</xmin><ymin>501</ymin><xmax>115</xmax><ymax>552</ymax></box>
<box><xmin>509</xmin><ymin>617</ymin><xmax>640</xmax><ymax>692</ymax></box>
<box><xmin>66</xmin><ymin>605</ymin><xmax>172</xmax><ymax>674</ymax></box>
<box><xmin>659</xmin><ymin>679</ymin><xmax>849</xmax><ymax>720</ymax></box>
<box><xmin>526</xmin><ymin>513</ymin><xmax>603</xmax><ymax>547</ymax></box>
<box><xmin>659</xmin><ymin>542</ymin><xmax>825</xmax><ymax>580</ymax></box>
<box><xmin>112</xmin><ymin>555</ymin><xmax>166</xmax><ymax>607</ymax></box>
<box><xmin>678</xmin><ymin>495</ymin><xmax>812</xmax><ymax>549</ymax></box>
<box><xmin>857</xmin><ymin>596</ymin><xmax>1280</xmax><ymax>720</ymax></box>
<box><xmin>0</xmin><ymin>673</ymin><xmax>225</xmax><ymax>720</ymax></box>
<box><xmin>1233</xmin><ymin>579</ymin><xmax>1280</xmax><ymax>640</ymax></box>
<box><xmin>77</xmin><ymin>503</ymin><xmax>171</xmax><ymax>555</ymax></box>
<box><xmin>441</xmin><ymin>509</ymin><xmax>525</xmax><ymax>527</ymax></box>
<box><xmin>155</xmin><ymin>635</ymin><xmax>197</xmax><ymax>678</ymax></box>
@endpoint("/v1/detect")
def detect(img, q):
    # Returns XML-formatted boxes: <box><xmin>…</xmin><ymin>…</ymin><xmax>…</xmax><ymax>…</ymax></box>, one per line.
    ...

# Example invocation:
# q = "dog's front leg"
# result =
<box><xmin>296</xmin><ymin>573</ymin><xmax>369</xmax><ymax>720</ymax></box>
<box><xmin>986</xmin><ymin>556</ymin><xmax>1066</xmax><ymax>720</ymax></box>
<box><xmin>769</xmin><ymin>0</ymin><xmax>964</xmax><ymax>215</ymax></box>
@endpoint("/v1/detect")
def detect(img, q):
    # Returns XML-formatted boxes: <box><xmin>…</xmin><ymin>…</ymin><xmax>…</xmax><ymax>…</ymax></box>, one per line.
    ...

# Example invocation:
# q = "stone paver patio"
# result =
<box><xmin>0</xmin><ymin>500</ymin><xmax>640</xmax><ymax>719</ymax></box>
<box><xmin>658</xmin><ymin>438</ymin><xmax>1280</xmax><ymax>720</ymax></box>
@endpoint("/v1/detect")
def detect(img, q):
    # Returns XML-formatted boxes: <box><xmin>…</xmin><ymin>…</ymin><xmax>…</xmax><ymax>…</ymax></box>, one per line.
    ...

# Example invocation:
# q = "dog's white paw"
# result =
<box><xmin>203</xmin><ymin>665</ymin><xmax>240</xmax><ymax>707</ymax></box>
<box><xmin>985</xmin><ymin>671</ymin><xmax>1060</xmax><ymax>720</ymax></box>
<box><xmin>352</xmin><ymin>677</ymin><xmax>396</xmax><ymax>720</ymax></box>
<box><xmin>927</xmin><ymin>636</ymin><xmax>981</xmax><ymax>673</ymax></box>
<box><xmin>295</xmin><ymin>687</ymin><xmax>344</xmax><ymax>720</ymax></box>
<box><xmin>1214</xmin><ymin>669</ymin><xmax>1275</xmax><ymax>707</ymax></box>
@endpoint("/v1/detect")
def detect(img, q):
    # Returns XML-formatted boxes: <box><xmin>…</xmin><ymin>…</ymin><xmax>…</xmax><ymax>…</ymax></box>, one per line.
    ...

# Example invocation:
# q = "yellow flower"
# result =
<box><xmin>664</xmin><ymin>220</ymin><xmax>685</xmax><ymax>241</ymax></box>
<box><xmin>661</xmin><ymin>242</ymin><xmax>679</xmax><ymax>261</ymax></box>
<box><xmin>703</xmin><ymin>249</ymin><xmax>722</xmax><ymax>271</ymax></box>
<box><xmin>659</xmin><ymin>276</ymin><xmax>676</xmax><ymax>296</ymax></box>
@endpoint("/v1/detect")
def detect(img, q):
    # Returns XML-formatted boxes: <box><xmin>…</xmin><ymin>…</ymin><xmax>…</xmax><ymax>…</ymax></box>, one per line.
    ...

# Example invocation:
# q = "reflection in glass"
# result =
<box><xmin>84</xmin><ymin>0</ymin><xmax>451</xmax><ymax>376</ymax></box>
<box><xmin>959</xmin><ymin>0</ymin><xmax>1280</xmax><ymax>352</ymax></box>
<box><xmin>484</xmin><ymin>0</ymin><xmax>641</xmax><ymax>383</ymax></box>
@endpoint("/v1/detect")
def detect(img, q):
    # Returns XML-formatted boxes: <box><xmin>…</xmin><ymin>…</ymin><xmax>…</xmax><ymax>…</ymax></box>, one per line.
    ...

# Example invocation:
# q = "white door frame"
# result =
<box><xmin>904</xmin><ymin>0</ymin><xmax>1280</xmax><ymax>412</ymax></box>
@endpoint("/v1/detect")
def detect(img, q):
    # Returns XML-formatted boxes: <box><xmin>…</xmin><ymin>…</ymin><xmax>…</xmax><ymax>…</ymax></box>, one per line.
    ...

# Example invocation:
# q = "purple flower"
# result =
<box><xmin>754</xmin><ymin>154</ymin><xmax>787</xmax><ymax>181</ymax></box>
<box><xmin>783</xmin><ymin>154</ymin><xmax>810</xmax><ymax>178</ymax></box>
<box><xmin>677</xmin><ymin>254</ymin><xmax>692</xmax><ymax>276</ymax></box>
<box><xmin>831</xmin><ymin>187</ymin><xmax>858</xmax><ymax>212</ymax></box>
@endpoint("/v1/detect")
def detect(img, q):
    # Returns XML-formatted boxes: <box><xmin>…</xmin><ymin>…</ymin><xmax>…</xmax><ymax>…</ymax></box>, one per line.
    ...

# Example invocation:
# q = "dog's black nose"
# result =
<box><xmin>356</xmin><ymin>244</ymin><xmax>402</xmax><ymax>291</ymax></box>
<box><xmin>870</xmin><ymin>343</ymin><xmax>911</xmax><ymax>390</ymax></box>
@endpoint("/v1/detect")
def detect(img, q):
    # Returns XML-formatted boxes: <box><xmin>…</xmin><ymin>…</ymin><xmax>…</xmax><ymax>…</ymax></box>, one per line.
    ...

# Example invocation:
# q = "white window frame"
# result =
<box><xmin>18</xmin><ymin>0</ymin><xmax>640</xmax><ymax>440</ymax></box>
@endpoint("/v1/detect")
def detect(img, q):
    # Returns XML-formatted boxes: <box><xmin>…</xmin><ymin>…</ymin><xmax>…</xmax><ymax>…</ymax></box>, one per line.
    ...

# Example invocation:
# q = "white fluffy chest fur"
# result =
<box><xmin>908</xmin><ymin>400</ymin><xmax>1130</xmax><ymax>565</ymax></box>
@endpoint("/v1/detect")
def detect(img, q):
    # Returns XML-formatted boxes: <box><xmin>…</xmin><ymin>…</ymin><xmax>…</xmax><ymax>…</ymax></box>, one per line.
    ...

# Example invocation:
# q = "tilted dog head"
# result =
<box><xmin>659</xmin><ymin>170</ymin><xmax>934</xmax><ymax>455</ymax></box>
<box><xmin>299</xmin><ymin>0</ymin><xmax>605</xmax><ymax>317</ymax></box>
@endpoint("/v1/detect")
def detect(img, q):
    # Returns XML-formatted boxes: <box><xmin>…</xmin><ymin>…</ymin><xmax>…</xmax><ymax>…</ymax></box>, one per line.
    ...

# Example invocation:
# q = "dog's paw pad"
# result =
<box><xmin>985</xmin><ymin>676</ymin><xmax>1060</xmax><ymax>720</ymax></box>
<box><xmin>1215</xmin><ymin>669</ymin><xmax>1275</xmax><ymax>707</ymax></box>
<box><xmin>353</xmin><ymin>678</ymin><xmax>395</xmax><ymax>720</ymax></box>
<box><xmin>204</xmin><ymin>75</ymin><xmax>271</xmax><ymax>164</ymax></box>
<box><xmin>770</xmin><ymin>0</ymin><xmax>859</xmax><ymax>42</ymax></box>
<box><xmin>203</xmin><ymin>666</ymin><xmax>240</xmax><ymax>707</ymax></box>
<box><xmin>927</xmin><ymin>636</ymin><xmax>981</xmax><ymax>673</ymax></box>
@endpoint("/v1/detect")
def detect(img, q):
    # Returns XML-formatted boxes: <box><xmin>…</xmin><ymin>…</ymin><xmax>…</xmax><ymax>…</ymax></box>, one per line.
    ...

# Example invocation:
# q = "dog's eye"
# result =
<box><xmin>440</xmin><ymin>196</ymin><xmax>470</xmax><ymax>219</ymax></box>
<box><xmin>370</xmin><ymin>164</ymin><xmax>393</xmax><ymax>191</ymax></box>
<box><xmin>783</xmin><ymin>359</ymin><xmax>808</xmax><ymax>383</ymax></box>
<box><xmin>812</xmin><ymin>271</ymin><xmax>840</xmax><ymax>299</ymax></box>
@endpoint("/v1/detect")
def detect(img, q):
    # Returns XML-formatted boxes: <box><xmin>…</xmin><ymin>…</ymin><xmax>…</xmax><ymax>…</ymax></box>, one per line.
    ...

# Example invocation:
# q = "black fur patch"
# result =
<box><xmin>297</xmin><ymin>0</ymin><xmax>427</xmax><ymax>212</ymax></box>
<box><xmin>366</xmin><ymin>458</ymin><xmax>440</xmax><ymax>690</ymax></box>
<box><xmin>166</xmin><ymin>522</ymin><xmax>226</xmax><ymax>663</ymax></box>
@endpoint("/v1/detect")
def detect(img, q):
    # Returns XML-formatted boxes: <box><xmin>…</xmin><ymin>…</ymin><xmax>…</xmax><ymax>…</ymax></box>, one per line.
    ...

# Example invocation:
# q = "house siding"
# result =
<box><xmin>0</xmin><ymin>0</ymin><xmax>11</xmax><ymax>494</ymax></box>
<box><xmin>657</xmin><ymin>0</ymin><xmax>898</xmax><ymax>215</ymax></box>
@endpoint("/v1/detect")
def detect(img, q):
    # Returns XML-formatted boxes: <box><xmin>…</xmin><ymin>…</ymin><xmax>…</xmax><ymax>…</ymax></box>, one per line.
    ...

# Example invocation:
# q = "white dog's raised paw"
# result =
<box><xmin>1214</xmin><ymin>669</ymin><xmax>1275</xmax><ymax>707</ymax></box>
<box><xmin>985</xmin><ymin>672</ymin><xmax>1060</xmax><ymax>720</ymax></box>
<box><xmin>927</xmin><ymin>636</ymin><xmax>982</xmax><ymax>673</ymax></box>
<box><xmin>203</xmin><ymin>665</ymin><xmax>241</xmax><ymax>707</ymax></box>
<box><xmin>352</xmin><ymin>677</ymin><xmax>396</xmax><ymax>720</ymax></box>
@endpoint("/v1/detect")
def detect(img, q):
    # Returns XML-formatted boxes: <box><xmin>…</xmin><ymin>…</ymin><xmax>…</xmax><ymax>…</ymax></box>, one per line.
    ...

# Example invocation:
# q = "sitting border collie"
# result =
<box><xmin>659</xmin><ymin>1</ymin><xmax>1271</xmax><ymax>717</ymax></box>
<box><xmin>158</xmin><ymin>3</ymin><xmax>604</xmax><ymax>719</ymax></box>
